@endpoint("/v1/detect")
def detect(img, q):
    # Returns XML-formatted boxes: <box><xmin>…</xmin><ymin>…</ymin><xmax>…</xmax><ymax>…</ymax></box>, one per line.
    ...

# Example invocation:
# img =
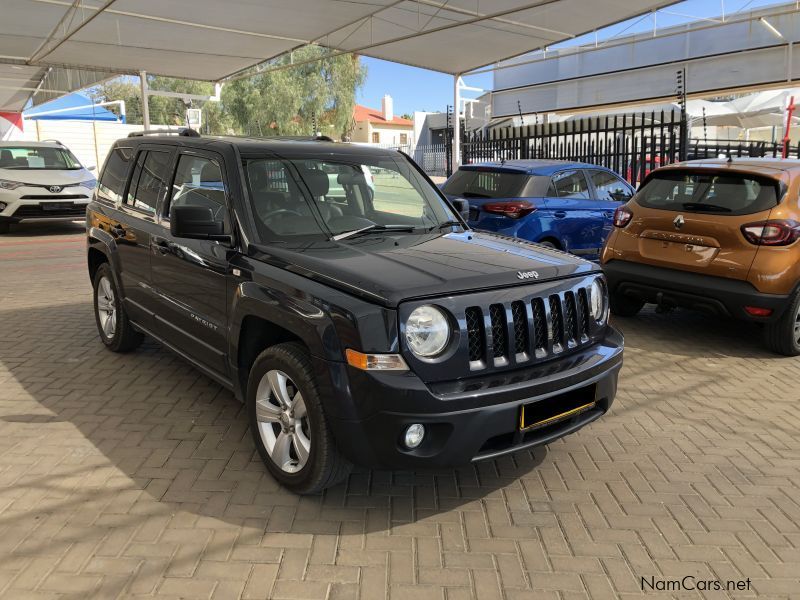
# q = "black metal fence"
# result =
<box><xmin>458</xmin><ymin>110</ymin><xmax>800</xmax><ymax>185</ymax></box>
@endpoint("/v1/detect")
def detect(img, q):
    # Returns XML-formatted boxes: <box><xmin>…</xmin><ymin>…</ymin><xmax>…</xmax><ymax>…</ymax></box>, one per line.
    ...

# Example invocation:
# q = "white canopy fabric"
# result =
<box><xmin>0</xmin><ymin>0</ymin><xmax>677</xmax><ymax>111</ymax></box>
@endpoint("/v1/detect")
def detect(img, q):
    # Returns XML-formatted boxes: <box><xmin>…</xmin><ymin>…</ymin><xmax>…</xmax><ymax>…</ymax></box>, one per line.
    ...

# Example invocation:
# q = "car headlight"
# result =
<box><xmin>589</xmin><ymin>278</ymin><xmax>609</xmax><ymax>325</ymax></box>
<box><xmin>79</xmin><ymin>179</ymin><xmax>97</xmax><ymax>189</ymax></box>
<box><xmin>0</xmin><ymin>179</ymin><xmax>25</xmax><ymax>190</ymax></box>
<box><xmin>405</xmin><ymin>305</ymin><xmax>450</xmax><ymax>357</ymax></box>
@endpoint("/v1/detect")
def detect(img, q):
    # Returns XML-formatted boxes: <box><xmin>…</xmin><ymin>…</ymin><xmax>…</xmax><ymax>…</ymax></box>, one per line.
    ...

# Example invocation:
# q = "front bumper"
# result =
<box><xmin>0</xmin><ymin>188</ymin><xmax>91</xmax><ymax>222</ymax></box>
<box><xmin>318</xmin><ymin>326</ymin><xmax>623</xmax><ymax>468</ymax></box>
<box><xmin>604</xmin><ymin>259</ymin><xmax>792</xmax><ymax>322</ymax></box>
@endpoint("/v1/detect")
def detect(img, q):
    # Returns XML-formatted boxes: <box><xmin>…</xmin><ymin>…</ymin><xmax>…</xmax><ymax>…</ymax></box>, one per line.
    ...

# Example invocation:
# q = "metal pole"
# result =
<box><xmin>139</xmin><ymin>71</ymin><xmax>150</xmax><ymax>130</ymax></box>
<box><xmin>453</xmin><ymin>74</ymin><xmax>461</xmax><ymax>172</ymax></box>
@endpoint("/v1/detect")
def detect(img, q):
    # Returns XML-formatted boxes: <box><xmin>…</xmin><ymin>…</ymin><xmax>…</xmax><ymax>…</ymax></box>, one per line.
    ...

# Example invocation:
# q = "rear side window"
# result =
<box><xmin>168</xmin><ymin>155</ymin><xmax>227</xmax><ymax>223</ymax></box>
<box><xmin>97</xmin><ymin>146</ymin><xmax>132</xmax><ymax>203</ymax></box>
<box><xmin>636</xmin><ymin>171</ymin><xmax>781</xmax><ymax>215</ymax></box>
<box><xmin>126</xmin><ymin>150</ymin><xmax>172</xmax><ymax>214</ymax></box>
<box><xmin>442</xmin><ymin>169</ymin><xmax>529</xmax><ymax>198</ymax></box>
<box><xmin>590</xmin><ymin>170</ymin><xmax>632</xmax><ymax>202</ymax></box>
<box><xmin>548</xmin><ymin>170</ymin><xmax>590</xmax><ymax>199</ymax></box>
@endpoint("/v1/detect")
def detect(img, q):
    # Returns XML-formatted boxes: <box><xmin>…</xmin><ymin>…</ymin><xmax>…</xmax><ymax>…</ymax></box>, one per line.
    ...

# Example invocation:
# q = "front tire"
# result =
<box><xmin>92</xmin><ymin>263</ymin><xmax>143</xmax><ymax>352</ymax></box>
<box><xmin>247</xmin><ymin>342</ymin><xmax>352</xmax><ymax>494</ymax></box>
<box><xmin>764</xmin><ymin>290</ymin><xmax>800</xmax><ymax>356</ymax></box>
<box><xmin>0</xmin><ymin>222</ymin><xmax>9</xmax><ymax>234</ymax></box>
<box><xmin>609</xmin><ymin>291</ymin><xmax>644</xmax><ymax>317</ymax></box>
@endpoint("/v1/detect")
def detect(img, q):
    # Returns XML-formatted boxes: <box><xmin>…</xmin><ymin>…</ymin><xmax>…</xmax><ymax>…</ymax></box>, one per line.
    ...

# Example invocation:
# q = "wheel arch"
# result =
<box><xmin>236</xmin><ymin>315</ymin><xmax>307</xmax><ymax>396</ymax></box>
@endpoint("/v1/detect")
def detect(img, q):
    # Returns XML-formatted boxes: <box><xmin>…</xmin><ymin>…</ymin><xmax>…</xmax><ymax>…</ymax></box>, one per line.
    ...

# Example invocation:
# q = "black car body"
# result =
<box><xmin>86</xmin><ymin>130</ymin><xmax>623</xmax><ymax>493</ymax></box>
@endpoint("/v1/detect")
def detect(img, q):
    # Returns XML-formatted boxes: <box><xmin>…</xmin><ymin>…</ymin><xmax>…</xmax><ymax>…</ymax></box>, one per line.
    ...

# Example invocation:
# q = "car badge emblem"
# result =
<box><xmin>517</xmin><ymin>270</ymin><xmax>539</xmax><ymax>280</ymax></box>
<box><xmin>673</xmin><ymin>214</ymin><xmax>685</xmax><ymax>230</ymax></box>
<box><xmin>49</xmin><ymin>185</ymin><xmax>62</xmax><ymax>193</ymax></box>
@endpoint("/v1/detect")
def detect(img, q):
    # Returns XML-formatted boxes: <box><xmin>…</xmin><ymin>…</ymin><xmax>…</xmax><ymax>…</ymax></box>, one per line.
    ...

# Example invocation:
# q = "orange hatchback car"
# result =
<box><xmin>602</xmin><ymin>158</ymin><xmax>800</xmax><ymax>355</ymax></box>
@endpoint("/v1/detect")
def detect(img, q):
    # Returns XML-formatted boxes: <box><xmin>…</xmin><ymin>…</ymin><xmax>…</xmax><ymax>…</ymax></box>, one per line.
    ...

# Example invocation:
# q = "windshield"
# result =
<box><xmin>636</xmin><ymin>170</ymin><xmax>781</xmax><ymax>215</ymax></box>
<box><xmin>244</xmin><ymin>153</ymin><xmax>457</xmax><ymax>242</ymax></box>
<box><xmin>441</xmin><ymin>168</ymin><xmax>530</xmax><ymax>198</ymax></box>
<box><xmin>0</xmin><ymin>146</ymin><xmax>81</xmax><ymax>170</ymax></box>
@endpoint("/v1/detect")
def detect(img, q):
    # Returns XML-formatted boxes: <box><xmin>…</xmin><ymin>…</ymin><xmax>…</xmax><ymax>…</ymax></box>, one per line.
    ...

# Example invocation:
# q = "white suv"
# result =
<box><xmin>0</xmin><ymin>141</ymin><xmax>96</xmax><ymax>233</ymax></box>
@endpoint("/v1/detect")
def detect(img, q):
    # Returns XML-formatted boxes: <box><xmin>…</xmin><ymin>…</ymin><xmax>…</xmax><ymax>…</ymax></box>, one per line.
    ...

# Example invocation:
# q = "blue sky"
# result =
<box><xmin>358</xmin><ymin>0</ymin><xmax>780</xmax><ymax>115</ymax></box>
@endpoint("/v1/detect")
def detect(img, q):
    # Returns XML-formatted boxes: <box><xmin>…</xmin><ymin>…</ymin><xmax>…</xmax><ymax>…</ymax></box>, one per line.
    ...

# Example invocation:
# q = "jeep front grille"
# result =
<box><xmin>463</xmin><ymin>284</ymin><xmax>595</xmax><ymax>371</ymax></box>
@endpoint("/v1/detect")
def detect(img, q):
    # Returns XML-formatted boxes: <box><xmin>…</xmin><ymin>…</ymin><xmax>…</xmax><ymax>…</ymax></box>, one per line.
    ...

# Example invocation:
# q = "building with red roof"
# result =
<box><xmin>351</xmin><ymin>95</ymin><xmax>414</xmax><ymax>147</ymax></box>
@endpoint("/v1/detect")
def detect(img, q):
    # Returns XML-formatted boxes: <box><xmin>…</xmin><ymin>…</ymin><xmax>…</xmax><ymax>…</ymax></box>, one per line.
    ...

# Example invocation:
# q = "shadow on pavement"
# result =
<box><xmin>0</xmin><ymin>301</ymin><xmax>547</xmax><ymax>552</ymax></box>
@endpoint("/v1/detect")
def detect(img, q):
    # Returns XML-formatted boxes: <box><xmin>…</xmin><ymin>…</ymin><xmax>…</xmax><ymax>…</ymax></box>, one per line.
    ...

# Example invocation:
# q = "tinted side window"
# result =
<box><xmin>168</xmin><ymin>155</ymin><xmax>226</xmax><ymax>222</ymax></box>
<box><xmin>548</xmin><ymin>170</ymin><xmax>590</xmax><ymax>199</ymax></box>
<box><xmin>126</xmin><ymin>150</ymin><xmax>171</xmax><ymax>214</ymax></box>
<box><xmin>97</xmin><ymin>146</ymin><xmax>132</xmax><ymax>203</ymax></box>
<box><xmin>590</xmin><ymin>170</ymin><xmax>631</xmax><ymax>201</ymax></box>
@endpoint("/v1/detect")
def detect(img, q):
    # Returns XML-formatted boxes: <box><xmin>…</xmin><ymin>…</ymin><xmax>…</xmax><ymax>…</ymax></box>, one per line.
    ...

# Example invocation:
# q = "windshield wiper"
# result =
<box><xmin>681</xmin><ymin>202</ymin><xmax>732</xmax><ymax>212</ymax></box>
<box><xmin>460</xmin><ymin>192</ymin><xmax>491</xmax><ymax>198</ymax></box>
<box><xmin>332</xmin><ymin>224</ymin><xmax>416</xmax><ymax>241</ymax></box>
<box><xmin>430</xmin><ymin>220</ymin><xmax>466</xmax><ymax>232</ymax></box>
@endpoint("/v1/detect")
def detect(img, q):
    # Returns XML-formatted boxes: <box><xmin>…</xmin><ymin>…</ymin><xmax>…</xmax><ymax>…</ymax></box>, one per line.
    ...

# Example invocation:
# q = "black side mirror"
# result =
<box><xmin>170</xmin><ymin>205</ymin><xmax>227</xmax><ymax>241</ymax></box>
<box><xmin>450</xmin><ymin>197</ymin><xmax>470</xmax><ymax>222</ymax></box>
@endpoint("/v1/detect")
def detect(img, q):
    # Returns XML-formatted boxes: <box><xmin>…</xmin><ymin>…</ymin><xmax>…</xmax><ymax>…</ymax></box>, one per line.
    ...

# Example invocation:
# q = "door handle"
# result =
<box><xmin>110</xmin><ymin>224</ymin><xmax>126</xmax><ymax>237</ymax></box>
<box><xmin>553</xmin><ymin>210</ymin><xmax>567</xmax><ymax>219</ymax></box>
<box><xmin>152</xmin><ymin>237</ymin><xmax>171</xmax><ymax>255</ymax></box>
<box><xmin>603</xmin><ymin>211</ymin><xmax>613</xmax><ymax>219</ymax></box>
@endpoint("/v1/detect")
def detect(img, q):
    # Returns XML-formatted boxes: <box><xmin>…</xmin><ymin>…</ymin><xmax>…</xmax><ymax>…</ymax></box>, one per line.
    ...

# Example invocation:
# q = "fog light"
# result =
<box><xmin>0</xmin><ymin>202</ymin><xmax>6</xmax><ymax>211</ymax></box>
<box><xmin>403</xmin><ymin>424</ymin><xmax>425</xmax><ymax>449</ymax></box>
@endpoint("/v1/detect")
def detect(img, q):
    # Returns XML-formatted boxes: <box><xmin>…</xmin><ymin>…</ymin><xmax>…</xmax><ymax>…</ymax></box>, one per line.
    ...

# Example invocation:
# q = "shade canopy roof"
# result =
<box><xmin>24</xmin><ymin>92</ymin><xmax>120</xmax><ymax>121</ymax></box>
<box><xmin>0</xmin><ymin>0</ymin><xmax>677</xmax><ymax>111</ymax></box>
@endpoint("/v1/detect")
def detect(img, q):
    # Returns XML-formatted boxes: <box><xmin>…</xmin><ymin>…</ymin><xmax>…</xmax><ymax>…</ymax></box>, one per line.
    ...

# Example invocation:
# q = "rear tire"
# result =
<box><xmin>609</xmin><ymin>291</ymin><xmax>644</xmax><ymax>317</ymax></box>
<box><xmin>247</xmin><ymin>342</ymin><xmax>352</xmax><ymax>494</ymax></box>
<box><xmin>763</xmin><ymin>290</ymin><xmax>800</xmax><ymax>356</ymax></box>
<box><xmin>92</xmin><ymin>263</ymin><xmax>143</xmax><ymax>352</ymax></box>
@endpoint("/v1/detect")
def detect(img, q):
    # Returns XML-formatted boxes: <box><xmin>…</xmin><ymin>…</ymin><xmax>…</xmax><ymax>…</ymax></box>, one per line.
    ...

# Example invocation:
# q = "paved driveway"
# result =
<box><xmin>1</xmin><ymin>223</ymin><xmax>798</xmax><ymax>599</ymax></box>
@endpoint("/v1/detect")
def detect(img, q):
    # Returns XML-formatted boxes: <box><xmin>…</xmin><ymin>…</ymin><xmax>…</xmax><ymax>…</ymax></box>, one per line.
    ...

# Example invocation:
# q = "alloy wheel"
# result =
<box><xmin>255</xmin><ymin>369</ymin><xmax>311</xmax><ymax>473</ymax></box>
<box><xmin>97</xmin><ymin>276</ymin><xmax>117</xmax><ymax>339</ymax></box>
<box><xmin>794</xmin><ymin>303</ymin><xmax>800</xmax><ymax>345</ymax></box>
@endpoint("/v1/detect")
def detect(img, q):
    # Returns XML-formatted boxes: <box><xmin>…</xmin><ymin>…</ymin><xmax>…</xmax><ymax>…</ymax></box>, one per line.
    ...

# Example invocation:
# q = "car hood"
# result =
<box><xmin>250</xmin><ymin>230</ymin><xmax>596</xmax><ymax>307</ymax></box>
<box><xmin>0</xmin><ymin>167</ymin><xmax>93</xmax><ymax>186</ymax></box>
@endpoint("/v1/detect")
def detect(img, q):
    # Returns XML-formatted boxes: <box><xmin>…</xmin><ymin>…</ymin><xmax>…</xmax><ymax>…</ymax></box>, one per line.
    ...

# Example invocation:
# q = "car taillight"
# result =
<box><xmin>613</xmin><ymin>206</ymin><xmax>633</xmax><ymax>228</ymax></box>
<box><xmin>741</xmin><ymin>219</ymin><xmax>800</xmax><ymax>246</ymax></box>
<box><xmin>482</xmin><ymin>200</ymin><xmax>535</xmax><ymax>219</ymax></box>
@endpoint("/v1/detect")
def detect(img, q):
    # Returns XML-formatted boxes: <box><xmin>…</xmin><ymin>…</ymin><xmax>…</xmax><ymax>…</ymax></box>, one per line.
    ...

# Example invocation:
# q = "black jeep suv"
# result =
<box><xmin>86</xmin><ymin>130</ymin><xmax>623</xmax><ymax>493</ymax></box>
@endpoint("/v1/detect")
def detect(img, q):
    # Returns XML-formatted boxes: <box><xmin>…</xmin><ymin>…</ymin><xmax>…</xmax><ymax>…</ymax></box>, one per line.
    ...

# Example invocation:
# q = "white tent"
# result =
<box><xmin>0</xmin><ymin>0</ymin><xmax>679</xmax><ymax>112</ymax></box>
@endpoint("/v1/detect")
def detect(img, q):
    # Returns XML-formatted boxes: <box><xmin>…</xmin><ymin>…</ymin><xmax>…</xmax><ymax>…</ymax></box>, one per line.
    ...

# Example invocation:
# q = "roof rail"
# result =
<box><xmin>40</xmin><ymin>138</ymin><xmax>63</xmax><ymax>145</ymax></box>
<box><xmin>128</xmin><ymin>127</ymin><xmax>200</xmax><ymax>138</ymax></box>
<box><xmin>266</xmin><ymin>135</ymin><xmax>336</xmax><ymax>142</ymax></box>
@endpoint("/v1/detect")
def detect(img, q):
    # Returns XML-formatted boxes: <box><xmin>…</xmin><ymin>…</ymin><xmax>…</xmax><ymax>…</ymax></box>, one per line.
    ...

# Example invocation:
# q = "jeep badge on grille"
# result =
<box><xmin>517</xmin><ymin>270</ymin><xmax>539</xmax><ymax>280</ymax></box>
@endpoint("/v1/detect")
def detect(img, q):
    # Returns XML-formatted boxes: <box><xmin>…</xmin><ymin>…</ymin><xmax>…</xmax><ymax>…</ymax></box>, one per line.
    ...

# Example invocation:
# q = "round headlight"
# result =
<box><xmin>405</xmin><ymin>305</ymin><xmax>450</xmax><ymax>357</ymax></box>
<box><xmin>589</xmin><ymin>278</ymin><xmax>608</xmax><ymax>324</ymax></box>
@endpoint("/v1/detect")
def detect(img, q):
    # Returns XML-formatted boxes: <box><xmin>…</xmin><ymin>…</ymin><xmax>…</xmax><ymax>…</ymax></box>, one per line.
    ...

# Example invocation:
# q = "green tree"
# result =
<box><xmin>91</xmin><ymin>49</ymin><xmax>365</xmax><ymax>139</ymax></box>
<box><xmin>224</xmin><ymin>47</ymin><xmax>366</xmax><ymax>139</ymax></box>
<box><xmin>89</xmin><ymin>79</ymin><xmax>142</xmax><ymax>123</ymax></box>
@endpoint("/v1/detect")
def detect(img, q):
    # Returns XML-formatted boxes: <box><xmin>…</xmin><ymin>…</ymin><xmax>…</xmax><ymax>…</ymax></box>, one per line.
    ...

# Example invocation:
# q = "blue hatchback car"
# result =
<box><xmin>441</xmin><ymin>160</ymin><xmax>635</xmax><ymax>260</ymax></box>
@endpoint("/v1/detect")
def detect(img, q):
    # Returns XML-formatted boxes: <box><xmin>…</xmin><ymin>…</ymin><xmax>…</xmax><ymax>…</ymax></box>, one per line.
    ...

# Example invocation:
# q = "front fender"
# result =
<box><xmin>230</xmin><ymin>281</ymin><xmax>334</xmax><ymax>361</ymax></box>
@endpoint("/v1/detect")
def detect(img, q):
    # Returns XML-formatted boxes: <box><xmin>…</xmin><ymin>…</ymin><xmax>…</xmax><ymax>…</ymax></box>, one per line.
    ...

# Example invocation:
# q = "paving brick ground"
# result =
<box><xmin>1</xmin><ymin>222</ymin><xmax>799</xmax><ymax>599</ymax></box>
